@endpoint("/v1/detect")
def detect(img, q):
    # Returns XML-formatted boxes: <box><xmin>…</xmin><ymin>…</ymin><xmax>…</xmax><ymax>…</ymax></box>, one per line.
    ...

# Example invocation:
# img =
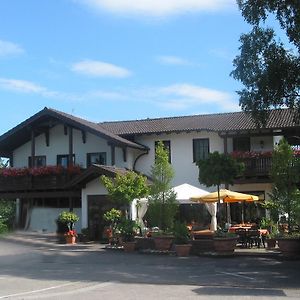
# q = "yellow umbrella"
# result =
<box><xmin>191</xmin><ymin>189</ymin><xmax>259</xmax><ymax>203</ymax></box>
<box><xmin>191</xmin><ymin>189</ymin><xmax>260</xmax><ymax>225</ymax></box>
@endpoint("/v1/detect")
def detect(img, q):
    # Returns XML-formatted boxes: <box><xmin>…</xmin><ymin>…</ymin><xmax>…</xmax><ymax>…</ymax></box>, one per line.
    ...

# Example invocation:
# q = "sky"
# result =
<box><xmin>0</xmin><ymin>0</ymin><xmax>253</xmax><ymax>135</ymax></box>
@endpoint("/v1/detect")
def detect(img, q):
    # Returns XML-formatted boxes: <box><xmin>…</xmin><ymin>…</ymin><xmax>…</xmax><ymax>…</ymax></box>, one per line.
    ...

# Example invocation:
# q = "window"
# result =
<box><xmin>193</xmin><ymin>139</ymin><xmax>209</xmax><ymax>162</ymax></box>
<box><xmin>233</xmin><ymin>137</ymin><xmax>250</xmax><ymax>152</ymax></box>
<box><xmin>155</xmin><ymin>140</ymin><xmax>171</xmax><ymax>163</ymax></box>
<box><xmin>87</xmin><ymin>152</ymin><xmax>107</xmax><ymax>167</ymax></box>
<box><xmin>57</xmin><ymin>154</ymin><xmax>75</xmax><ymax>167</ymax></box>
<box><xmin>28</xmin><ymin>156</ymin><xmax>46</xmax><ymax>167</ymax></box>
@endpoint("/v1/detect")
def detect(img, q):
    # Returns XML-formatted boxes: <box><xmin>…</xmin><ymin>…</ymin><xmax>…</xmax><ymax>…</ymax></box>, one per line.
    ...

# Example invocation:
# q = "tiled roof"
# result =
<box><xmin>100</xmin><ymin>109</ymin><xmax>298</xmax><ymax>135</ymax></box>
<box><xmin>0</xmin><ymin>107</ymin><xmax>147</xmax><ymax>153</ymax></box>
<box><xmin>45</xmin><ymin>108</ymin><xmax>146</xmax><ymax>149</ymax></box>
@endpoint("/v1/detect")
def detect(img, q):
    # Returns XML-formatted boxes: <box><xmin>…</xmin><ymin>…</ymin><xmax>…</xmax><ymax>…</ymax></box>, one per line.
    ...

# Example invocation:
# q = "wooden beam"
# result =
<box><xmin>81</xmin><ymin>131</ymin><xmax>86</xmax><ymax>144</ymax></box>
<box><xmin>68</xmin><ymin>127</ymin><xmax>73</xmax><ymax>166</ymax></box>
<box><xmin>223</xmin><ymin>136</ymin><xmax>228</xmax><ymax>154</ymax></box>
<box><xmin>30</xmin><ymin>130</ymin><xmax>35</xmax><ymax>168</ymax></box>
<box><xmin>123</xmin><ymin>148</ymin><xmax>127</xmax><ymax>162</ymax></box>
<box><xmin>0</xmin><ymin>190</ymin><xmax>81</xmax><ymax>199</ymax></box>
<box><xmin>111</xmin><ymin>145</ymin><xmax>115</xmax><ymax>166</ymax></box>
<box><xmin>45</xmin><ymin>129</ymin><xmax>50</xmax><ymax>147</ymax></box>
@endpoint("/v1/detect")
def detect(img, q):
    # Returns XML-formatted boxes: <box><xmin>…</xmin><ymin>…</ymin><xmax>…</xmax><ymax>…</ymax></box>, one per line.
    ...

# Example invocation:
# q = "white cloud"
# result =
<box><xmin>159</xmin><ymin>83</ymin><xmax>239</xmax><ymax>111</ymax></box>
<box><xmin>156</xmin><ymin>55</ymin><xmax>192</xmax><ymax>66</ymax></box>
<box><xmin>0</xmin><ymin>40</ymin><xmax>24</xmax><ymax>57</ymax></box>
<box><xmin>76</xmin><ymin>0</ymin><xmax>234</xmax><ymax>17</ymax></box>
<box><xmin>0</xmin><ymin>77</ymin><xmax>127</xmax><ymax>103</ymax></box>
<box><xmin>71</xmin><ymin>60</ymin><xmax>131</xmax><ymax>78</ymax></box>
<box><xmin>0</xmin><ymin>78</ymin><xmax>44</xmax><ymax>93</ymax></box>
<box><xmin>0</xmin><ymin>78</ymin><xmax>82</xmax><ymax>102</ymax></box>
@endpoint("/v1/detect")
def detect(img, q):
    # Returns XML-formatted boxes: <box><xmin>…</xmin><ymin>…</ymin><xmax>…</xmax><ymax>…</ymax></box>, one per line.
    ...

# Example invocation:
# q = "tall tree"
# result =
<box><xmin>270</xmin><ymin>139</ymin><xmax>300</xmax><ymax>232</ymax></box>
<box><xmin>231</xmin><ymin>1</ymin><xmax>300</xmax><ymax>124</ymax></box>
<box><xmin>147</xmin><ymin>141</ymin><xmax>178</xmax><ymax>231</ymax></box>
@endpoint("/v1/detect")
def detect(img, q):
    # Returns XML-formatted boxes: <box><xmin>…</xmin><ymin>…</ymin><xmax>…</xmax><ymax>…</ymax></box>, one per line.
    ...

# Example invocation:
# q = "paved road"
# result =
<box><xmin>0</xmin><ymin>232</ymin><xmax>299</xmax><ymax>299</ymax></box>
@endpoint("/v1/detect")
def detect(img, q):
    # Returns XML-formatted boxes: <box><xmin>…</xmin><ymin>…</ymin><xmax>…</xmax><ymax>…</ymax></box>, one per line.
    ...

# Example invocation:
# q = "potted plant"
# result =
<box><xmin>213</xmin><ymin>229</ymin><xmax>238</xmax><ymax>256</ymax></box>
<box><xmin>146</xmin><ymin>141</ymin><xmax>178</xmax><ymax>251</ymax></box>
<box><xmin>117</xmin><ymin>218</ymin><xmax>138</xmax><ymax>252</ymax></box>
<box><xmin>173</xmin><ymin>222</ymin><xmax>192</xmax><ymax>256</ymax></box>
<box><xmin>57</xmin><ymin>211</ymin><xmax>79</xmax><ymax>244</ymax></box>
<box><xmin>276</xmin><ymin>232</ymin><xmax>300</xmax><ymax>259</ymax></box>
<box><xmin>270</xmin><ymin>139</ymin><xmax>300</xmax><ymax>258</ymax></box>
<box><xmin>103</xmin><ymin>208</ymin><xmax>122</xmax><ymax>245</ymax></box>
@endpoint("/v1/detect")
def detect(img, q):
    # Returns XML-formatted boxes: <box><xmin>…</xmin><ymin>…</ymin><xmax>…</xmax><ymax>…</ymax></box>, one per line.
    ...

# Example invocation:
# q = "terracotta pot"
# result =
<box><xmin>175</xmin><ymin>244</ymin><xmax>192</xmax><ymax>257</ymax></box>
<box><xmin>213</xmin><ymin>237</ymin><xmax>237</xmax><ymax>255</ymax></box>
<box><xmin>123</xmin><ymin>241</ymin><xmax>136</xmax><ymax>252</ymax></box>
<box><xmin>266</xmin><ymin>238</ymin><xmax>277</xmax><ymax>249</ymax></box>
<box><xmin>277</xmin><ymin>238</ymin><xmax>300</xmax><ymax>259</ymax></box>
<box><xmin>65</xmin><ymin>236</ymin><xmax>76</xmax><ymax>244</ymax></box>
<box><xmin>153</xmin><ymin>236</ymin><xmax>174</xmax><ymax>251</ymax></box>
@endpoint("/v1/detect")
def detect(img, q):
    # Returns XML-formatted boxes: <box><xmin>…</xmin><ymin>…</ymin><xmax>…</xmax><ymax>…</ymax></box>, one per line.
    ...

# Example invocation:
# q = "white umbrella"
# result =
<box><xmin>172</xmin><ymin>183</ymin><xmax>209</xmax><ymax>204</ymax></box>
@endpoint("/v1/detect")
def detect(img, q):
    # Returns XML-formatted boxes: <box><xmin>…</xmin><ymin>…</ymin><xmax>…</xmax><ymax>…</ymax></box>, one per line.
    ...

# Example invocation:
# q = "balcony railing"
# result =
<box><xmin>240</xmin><ymin>157</ymin><xmax>272</xmax><ymax>178</ymax></box>
<box><xmin>0</xmin><ymin>166</ymin><xmax>81</xmax><ymax>192</ymax></box>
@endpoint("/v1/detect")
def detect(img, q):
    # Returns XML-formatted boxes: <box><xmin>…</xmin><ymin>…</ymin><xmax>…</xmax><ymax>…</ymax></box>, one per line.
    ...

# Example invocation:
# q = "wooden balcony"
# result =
<box><xmin>234</xmin><ymin>156</ymin><xmax>272</xmax><ymax>183</ymax></box>
<box><xmin>0</xmin><ymin>173</ymin><xmax>77</xmax><ymax>192</ymax></box>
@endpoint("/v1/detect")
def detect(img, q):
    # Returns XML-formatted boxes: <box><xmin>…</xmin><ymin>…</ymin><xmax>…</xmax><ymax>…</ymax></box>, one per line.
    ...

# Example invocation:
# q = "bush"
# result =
<box><xmin>0</xmin><ymin>220</ymin><xmax>8</xmax><ymax>234</ymax></box>
<box><xmin>0</xmin><ymin>199</ymin><xmax>15</xmax><ymax>231</ymax></box>
<box><xmin>173</xmin><ymin>222</ymin><xmax>190</xmax><ymax>244</ymax></box>
<box><xmin>57</xmin><ymin>211</ymin><xmax>79</xmax><ymax>230</ymax></box>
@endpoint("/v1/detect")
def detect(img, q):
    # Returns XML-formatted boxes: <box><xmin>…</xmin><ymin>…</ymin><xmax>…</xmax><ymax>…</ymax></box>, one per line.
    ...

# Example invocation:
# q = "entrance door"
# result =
<box><xmin>87</xmin><ymin>195</ymin><xmax>113</xmax><ymax>241</ymax></box>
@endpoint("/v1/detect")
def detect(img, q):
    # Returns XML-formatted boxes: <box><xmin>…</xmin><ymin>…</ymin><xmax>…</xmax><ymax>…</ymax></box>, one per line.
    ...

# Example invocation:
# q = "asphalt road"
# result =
<box><xmin>0</xmin><ymin>233</ymin><xmax>300</xmax><ymax>299</ymax></box>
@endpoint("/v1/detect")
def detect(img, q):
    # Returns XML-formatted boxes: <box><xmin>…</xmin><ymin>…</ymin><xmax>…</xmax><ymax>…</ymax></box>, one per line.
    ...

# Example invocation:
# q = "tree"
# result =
<box><xmin>147</xmin><ymin>141</ymin><xmax>178</xmax><ymax>231</ymax></box>
<box><xmin>197</xmin><ymin>151</ymin><xmax>244</xmax><ymax>200</ymax></box>
<box><xmin>101</xmin><ymin>171</ymin><xmax>149</xmax><ymax>210</ymax></box>
<box><xmin>231</xmin><ymin>1</ymin><xmax>300</xmax><ymax>124</ymax></box>
<box><xmin>270</xmin><ymin>139</ymin><xmax>300</xmax><ymax>232</ymax></box>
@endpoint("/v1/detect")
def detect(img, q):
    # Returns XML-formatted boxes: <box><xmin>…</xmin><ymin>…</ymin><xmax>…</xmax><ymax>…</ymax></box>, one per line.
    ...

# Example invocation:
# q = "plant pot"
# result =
<box><xmin>123</xmin><ymin>241</ymin><xmax>136</xmax><ymax>252</ymax></box>
<box><xmin>266</xmin><ymin>238</ymin><xmax>277</xmax><ymax>249</ymax></box>
<box><xmin>213</xmin><ymin>237</ymin><xmax>237</xmax><ymax>256</ymax></box>
<box><xmin>153</xmin><ymin>236</ymin><xmax>174</xmax><ymax>251</ymax></box>
<box><xmin>175</xmin><ymin>244</ymin><xmax>192</xmax><ymax>257</ymax></box>
<box><xmin>65</xmin><ymin>236</ymin><xmax>76</xmax><ymax>244</ymax></box>
<box><xmin>277</xmin><ymin>238</ymin><xmax>300</xmax><ymax>259</ymax></box>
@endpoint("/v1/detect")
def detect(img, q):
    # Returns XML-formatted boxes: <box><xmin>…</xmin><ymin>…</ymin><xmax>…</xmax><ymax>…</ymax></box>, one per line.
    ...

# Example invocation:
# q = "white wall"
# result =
<box><xmin>28</xmin><ymin>207</ymin><xmax>82</xmax><ymax>233</ymax></box>
<box><xmin>13</xmin><ymin>124</ymin><xmax>133</xmax><ymax>168</ymax></box>
<box><xmin>134</xmin><ymin>131</ymin><xmax>225</xmax><ymax>188</ymax></box>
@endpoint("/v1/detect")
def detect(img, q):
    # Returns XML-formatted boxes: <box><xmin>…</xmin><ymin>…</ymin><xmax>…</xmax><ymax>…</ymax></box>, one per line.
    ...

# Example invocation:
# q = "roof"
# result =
<box><xmin>0</xmin><ymin>107</ymin><xmax>147</xmax><ymax>155</ymax></box>
<box><xmin>100</xmin><ymin>109</ymin><xmax>298</xmax><ymax>136</ymax></box>
<box><xmin>67</xmin><ymin>164</ymin><xmax>152</xmax><ymax>188</ymax></box>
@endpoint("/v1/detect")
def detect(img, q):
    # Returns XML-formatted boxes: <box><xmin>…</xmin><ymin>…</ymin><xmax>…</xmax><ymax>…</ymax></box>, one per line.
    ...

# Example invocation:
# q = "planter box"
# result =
<box><xmin>175</xmin><ymin>244</ymin><xmax>192</xmax><ymax>257</ymax></box>
<box><xmin>123</xmin><ymin>241</ymin><xmax>136</xmax><ymax>252</ymax></box>
<box><xmin>213</xmin><ymin>237</ymin><xmax>237</xmax><ymax>256</ymax></box>
<box><xmin>134</xmin><ymin>237</ymin><xmax>155</xmax><ymax>250</ymax></box>
<box><xmin>266</xmin><ymin>238</ymin><xmax>277</xmax><ymax>249</ymax></box>
<box><xmin>153</xmin><ymin>236</ymin><xmax>174</xmax><ymax>251</ymax></box>
<box><xmin>277</xmin><ymin>238</ymin><xmax>300</xmax><ymax>259</ymax></box>
<box><xmin>191</xmin><ymin>239</ymin><xmax>214</xmax><ymax>255</ymax></box>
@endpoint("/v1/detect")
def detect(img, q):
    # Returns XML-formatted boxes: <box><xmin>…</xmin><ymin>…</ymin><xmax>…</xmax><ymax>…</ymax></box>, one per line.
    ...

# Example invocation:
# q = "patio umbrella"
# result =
<box><xmin>191</xmin><ymin>189</ymin><xmax>259</xmax><ymax>224</ymax></box>
<box><xmin>191</xmin><ymin>189</ymin><xmax>259</xmax><ymax>203</ymax></box>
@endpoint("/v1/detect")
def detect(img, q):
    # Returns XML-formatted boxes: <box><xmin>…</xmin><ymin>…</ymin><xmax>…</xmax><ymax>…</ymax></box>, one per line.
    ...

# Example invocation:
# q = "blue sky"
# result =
<box><xmin>0</xmin><ymin>0</ymin><xmax>252</xmax><ymax>135</ymax></box>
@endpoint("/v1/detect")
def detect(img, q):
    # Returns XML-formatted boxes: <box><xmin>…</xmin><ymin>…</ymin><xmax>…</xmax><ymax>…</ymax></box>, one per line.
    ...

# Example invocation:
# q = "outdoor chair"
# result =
<box><xmin>235</xmin><ymin>228</ymin><xmax>248</xmax><ymax>248</ymax></box>
<box><xmin>247</xmin><ymin>229</ymin><xmax>262</xmax><ymax>248</ymax></box>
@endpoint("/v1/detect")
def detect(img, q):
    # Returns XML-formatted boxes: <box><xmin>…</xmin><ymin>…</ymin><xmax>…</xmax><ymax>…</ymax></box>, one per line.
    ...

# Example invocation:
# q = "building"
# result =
<box><xmin>0</xmin><ymin>107</ymin><xmax>299</xmax><ymax>235</ymax></box>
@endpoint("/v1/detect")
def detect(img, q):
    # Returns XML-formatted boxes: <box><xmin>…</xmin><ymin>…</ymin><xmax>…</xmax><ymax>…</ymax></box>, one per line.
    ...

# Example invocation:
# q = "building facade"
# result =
<box><xmin>0</xmin><ymin>107</ymin><xmax>299</xmax><ymax>235</ymax></box>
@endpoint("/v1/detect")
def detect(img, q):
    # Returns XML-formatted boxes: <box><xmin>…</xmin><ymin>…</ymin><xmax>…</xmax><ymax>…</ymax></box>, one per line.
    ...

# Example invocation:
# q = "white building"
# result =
<box><xmin>0</xmin><ymin>107</ymin><xmax>298</xmax><ymax>236</ymax></box>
